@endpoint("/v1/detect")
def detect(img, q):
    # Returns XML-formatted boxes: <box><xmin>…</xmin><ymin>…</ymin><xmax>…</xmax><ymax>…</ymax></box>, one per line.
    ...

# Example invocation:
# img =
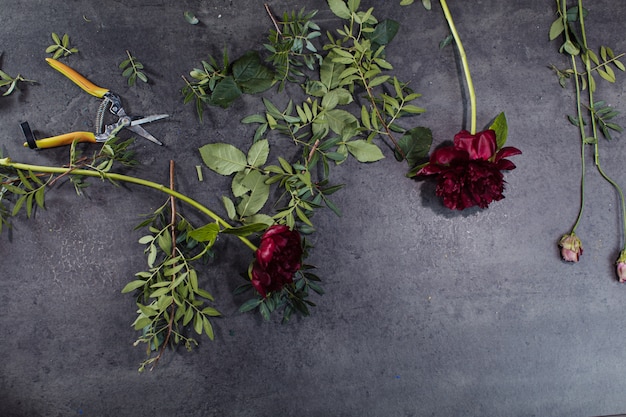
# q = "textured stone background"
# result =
<box><xmin>1</xmin><ymin>1</ymin><xmax>626</xmax><ymax>416</ymax></box>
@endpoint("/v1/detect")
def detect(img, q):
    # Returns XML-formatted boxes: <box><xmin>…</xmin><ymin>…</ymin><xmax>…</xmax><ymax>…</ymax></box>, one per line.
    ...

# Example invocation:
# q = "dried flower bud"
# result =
<box><xmin>559</xmin><ymin>233</ymin><xmax>583</xmax><ymax>262</ymax></box>
<box><xmin>616</xmin><ymin>250</ymin><xmax>626</xmax><ymax>283</ymax></box>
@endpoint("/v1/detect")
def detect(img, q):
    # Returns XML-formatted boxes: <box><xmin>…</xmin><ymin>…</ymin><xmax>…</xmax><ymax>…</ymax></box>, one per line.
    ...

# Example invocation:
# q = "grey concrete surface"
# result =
<box><xmin>1</xmin><ymin>1</ymin><xmax>626</xmax><ymax>416</ymax></box>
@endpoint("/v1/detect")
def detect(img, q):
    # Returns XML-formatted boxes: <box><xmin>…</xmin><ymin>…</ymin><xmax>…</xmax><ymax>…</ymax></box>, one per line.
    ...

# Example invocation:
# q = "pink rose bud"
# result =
<box><xmin>559</xmin><ymin>233</ymin><xmax>583</xmax><ymax>262</ymax></box>
<box><xmin>616</xmin><ymin>250</ymin><xmax>626</xmax><ymax>283</ymax></box>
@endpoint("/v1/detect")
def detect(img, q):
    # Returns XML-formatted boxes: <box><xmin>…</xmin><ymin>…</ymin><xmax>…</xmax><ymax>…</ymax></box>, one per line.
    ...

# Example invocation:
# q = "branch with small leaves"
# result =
<box><xmin>45</xmin><ymin>33</ymin><xmax>79</xmax><ymax>59</ymax></box>
<box><xmin>551</xmin><ymin>0</ymin><xmax>626</xmax><ymax>276</ymax></box>
<box><xmin>0</xmin><ymin>68</ymin><xmax>36</xmax><ymax>96</ymax></box>
<box><xmin>120</xmin><ymin>50</ymin><xmax>148</xmax><ymax>86</ymax></box>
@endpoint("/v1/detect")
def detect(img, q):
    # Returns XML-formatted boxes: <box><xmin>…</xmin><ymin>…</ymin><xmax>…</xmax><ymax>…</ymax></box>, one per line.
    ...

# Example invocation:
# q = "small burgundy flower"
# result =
<box><xmin>559</xmin><ymin>233</ymin><xmax>583</xmax><ymax>262</ymax></box>
<box><xmin>250</xmin><ymin>225</ymin><xmax>303</xmax><ymax>298</ymax></box>
<box><xmin>616</xmin><ymin>250</ymin><xmax>626</xmax><ymax>282</ymax></box>
<box><xmin>415</xmin><ymin>129</ymin><xmax>521</xmax><ymax>210</ymax></box>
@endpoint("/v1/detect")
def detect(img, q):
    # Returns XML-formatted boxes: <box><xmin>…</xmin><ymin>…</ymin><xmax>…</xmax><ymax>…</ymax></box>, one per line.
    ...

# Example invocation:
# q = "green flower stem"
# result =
<box><xmin>0</xmin><ymin>157</ymin><xmax>258</xmax><ymax>252</ymax></box>
<box><xmin>439</xmin><ymin>0</ymin><xmax>477</xmax><ymax>134</ymax></box>
<box><xmin>569</xmin><ymin>55</ymin><xmax>586</xmax><ymax>234</ymax></box>
<box><xmin>578</xmin><ymin>2</ymin><xmax>626</xmax><ymax>247</ymax></box>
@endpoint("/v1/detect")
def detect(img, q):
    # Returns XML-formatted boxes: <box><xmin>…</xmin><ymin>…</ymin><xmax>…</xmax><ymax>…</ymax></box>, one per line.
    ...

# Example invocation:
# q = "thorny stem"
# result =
<box><xmin>0</xmin><ymin>158</ymin><xmax>259</xmax><ymax>252</ymax></box>
<box><xmin>439</xmin><ymin>0</ymin><xmax>477</xmax><ymax>134</ymax></box>
<box><xmin>578</xmin><ymin>2</ymin><xmax>626</xmax><ymax>247</ymax></box>
<box><xmin>358</xmin><ymin>71</ymin><xmax>406</xmax><ymax>160</ymax></box>
<box><xmin>152</xmin><ymin>160</ymin><xmax>178</xmax><ymax>370</ymax></box>
<box><xmin>264</xmin><ymin>3</ymin><xmax>282</xmax><ymax>36</ymax></box>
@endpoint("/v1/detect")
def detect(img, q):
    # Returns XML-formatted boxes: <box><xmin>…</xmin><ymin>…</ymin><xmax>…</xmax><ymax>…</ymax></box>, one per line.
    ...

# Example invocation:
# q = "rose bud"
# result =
<box><xmin>616</xmin><ymin>250</ymin><xmax>626</xmax><ymax>283</ymax></box>
<box><xmin>559</xmin><ymin>233</ymin><xmax>583</xmax><ymax>262</ymax></box>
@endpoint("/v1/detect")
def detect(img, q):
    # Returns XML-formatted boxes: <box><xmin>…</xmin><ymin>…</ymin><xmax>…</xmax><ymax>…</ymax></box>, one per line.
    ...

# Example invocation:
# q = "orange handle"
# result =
<box><xmin>23</xmin><ymin>131</ymin><xmax>97</xmax><ymax>149</ymax></box>
<box><xmin>45</xmin><ymin>58</ymin><xmax>109</xmax><ymax>98</ymax></box>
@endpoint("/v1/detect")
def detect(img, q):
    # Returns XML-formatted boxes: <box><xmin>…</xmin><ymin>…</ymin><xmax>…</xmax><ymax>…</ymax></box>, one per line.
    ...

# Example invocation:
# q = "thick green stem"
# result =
<box><xmin>439</xmin><ymin>0</ymin><xmax>477</xmax><ymax>134</ymax></box>
<box><xmin>0</xmin><ymin>158</ymin><xmax>258</xmax><ymax>251</ymax></box>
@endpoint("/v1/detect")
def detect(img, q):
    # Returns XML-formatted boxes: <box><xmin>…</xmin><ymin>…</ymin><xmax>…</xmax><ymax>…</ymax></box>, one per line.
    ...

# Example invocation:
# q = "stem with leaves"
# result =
<box><xmin>0</xmin><ymin>157</ymin><xmax>257</xmax><ymax>251</ymax></box>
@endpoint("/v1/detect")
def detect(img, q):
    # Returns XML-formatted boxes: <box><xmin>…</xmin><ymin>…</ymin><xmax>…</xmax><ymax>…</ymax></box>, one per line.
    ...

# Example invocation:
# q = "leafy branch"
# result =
<box><xmin>119</xmin><ymin>50</ymin><xmax>148</xmax><ymax>86</ymax></box>
<box><xmin>0</xmin><ymin>67</ymin><xmax>36</xmax><ymax>96</ymax></box>
<box><xmin>45</xmin><ymin>32</ymin><xmax>79</xmax><ymax>59</ymax></box>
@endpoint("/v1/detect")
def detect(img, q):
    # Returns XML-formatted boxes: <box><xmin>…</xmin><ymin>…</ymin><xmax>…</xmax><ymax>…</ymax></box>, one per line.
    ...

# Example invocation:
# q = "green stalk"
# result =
<box><xmin>0</xmin><ymin>157</ymin><xmax>258</xmax><ymax>251</ymax></box>
<box><xmin>578</xmin><ymin>1</ymin><xmax>626</xmax><ymax>247</ymax></box>
<box><xmin>569</xmin><ymin>54</ymin><xmax>586</xmax><ymax>234</ymax></box>
<box><xmin>439</xmin><ymin>0</ymin><xmax>477</xmax><ymax>134</ymax></box>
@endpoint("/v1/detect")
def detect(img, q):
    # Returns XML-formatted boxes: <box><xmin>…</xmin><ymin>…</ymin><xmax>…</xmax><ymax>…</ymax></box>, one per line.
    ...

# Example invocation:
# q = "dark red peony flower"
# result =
<box><xmin>415</xmin><ymin>129</ymin><xmax>521</xmax><ymax>210</ymax></box>
<box><xmin>250</xmin><ymin>225</ymin><xmax>303</xmax><ymax>298</ymax></box>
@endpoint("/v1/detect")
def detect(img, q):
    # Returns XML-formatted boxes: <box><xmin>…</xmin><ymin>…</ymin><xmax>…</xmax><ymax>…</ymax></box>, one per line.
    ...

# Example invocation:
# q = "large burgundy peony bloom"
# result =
<box><xmin>415</xmin><ymin>129</ymin><xmax>521</xmax><ymax>210</ymax></box>
<box><xmin>250</xmin><ymin>225</ymin><xmax>303</xmax><ymax>298</ymax></box>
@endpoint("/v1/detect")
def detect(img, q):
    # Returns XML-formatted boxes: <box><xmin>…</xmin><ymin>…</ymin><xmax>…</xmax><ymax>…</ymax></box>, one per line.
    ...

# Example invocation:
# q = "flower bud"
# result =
<box><xmin>616</xmin><ymin>250</ymin><xmax>626</xmax><ymax>283</ymax></box>
<box><xmin>559</xmin><ymin>233</ymin><xmax>583</xmax><ymax>262</ymax></box>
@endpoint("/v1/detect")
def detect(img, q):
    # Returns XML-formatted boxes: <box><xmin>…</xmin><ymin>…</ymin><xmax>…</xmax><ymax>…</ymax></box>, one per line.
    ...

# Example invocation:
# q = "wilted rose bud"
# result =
<box><xmin>616</xmin><ymin>250</ymin><xmax>626</xmax><ymax>283</ymax></box>
<box><xmin>559</xmin><ymin>233</ymin><xmax>583</xmax><ymax>262</ymax></box>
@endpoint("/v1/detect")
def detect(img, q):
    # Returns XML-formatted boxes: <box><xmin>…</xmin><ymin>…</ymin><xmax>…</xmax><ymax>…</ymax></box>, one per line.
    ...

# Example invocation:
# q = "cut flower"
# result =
<box><xmin>616</xmin><ymin>250</ymin><xmax>626</xmax><ymax>282</ymax></box>
<box><xmin>250</xmin><ymin>225</ymin><xmax>303</xmax><ymax>298</ymax></box>
<box><xmin>415</xmin><ymin>129</ymin><xmax>521</xmax><ymax>210</ymax></box>
<box><xmin>559</xmin><ymin>232</ymin><xmax>583</xmax><ymax>262</ymax></box>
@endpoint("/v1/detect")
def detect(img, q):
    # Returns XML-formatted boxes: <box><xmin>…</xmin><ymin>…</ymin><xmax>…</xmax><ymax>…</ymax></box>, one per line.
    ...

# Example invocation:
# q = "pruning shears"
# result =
<box><xmin>21</xmin><ymin>58</ymin><xmax>168</xmax><ymax>149</ymax></box>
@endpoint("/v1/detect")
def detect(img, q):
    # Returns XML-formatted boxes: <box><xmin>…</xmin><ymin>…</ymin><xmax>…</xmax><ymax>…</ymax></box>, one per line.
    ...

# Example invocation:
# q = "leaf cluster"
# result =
<box><xmin>195</xmin><ymin>0</ymin><xmax>432</xmax><ymax>322</ymax></box>
<box><xmin>45</xmin><ymin>33</ymin><xmax>79</xmax><ymax>59</ymax></box>
<box><xmin>119</xmin><ymin>50</ymin><xmax>148</xmax><ymax>86</ymax></box>
<box><xmin>238</xmin><ymin>262</ymin><xmax>324</xmax><ymax>323</ymax></box>
<box><xmin>0</xmin><ymin>67</ymin><xmax>35</xmax><ymax>96</ymax></box>
<box><xmin>0</xmin><ymin>167</ymin><xmax>49</xmax><ymax>233</ymax></box>
<box><xmin>550</xmin><ymin>2</ymin><xmax>625</xmax><ymax>140</ymax></box>
<box><xmin>182</xmin><ymin>50</ymin><xmax>275</xmax><ymax>119</ymax></box>
<box><xmin>264</xmin><ymin>8</ymin><xmax>323</xmax><ymax>90</ymax></box>
<box><xmin>550</xmin><ymin>6</ymin><xmax>625</xmax><ymax>92</ymax></box>
<box><xmin>126</xmin><ymin>201</ymin><xmax>218</xmax><ymax>371</ymax></box>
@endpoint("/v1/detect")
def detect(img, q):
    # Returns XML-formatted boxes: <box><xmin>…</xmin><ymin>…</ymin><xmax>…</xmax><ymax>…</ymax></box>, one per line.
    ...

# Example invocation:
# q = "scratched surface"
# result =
<box><xmin>1</xmin><ymin>1</ymin><xmax>626</xmax><ymax>416</ymax></box>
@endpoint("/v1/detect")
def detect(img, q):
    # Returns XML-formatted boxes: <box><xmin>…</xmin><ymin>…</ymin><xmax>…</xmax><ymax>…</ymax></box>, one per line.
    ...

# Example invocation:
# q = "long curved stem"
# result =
<box><xmin>578</xmin><ymin>1</ymin><xmax>626</xmax><ymax>247</ymax></box>
<box><xmin>570</xmin><ymin>55</ymin><xmax>586</xmax><ymax>233</ymax></box>
<box><xmin>439</xmin><ymin>0</ymin><xmax>477</xmax><ymax>134</ymax></box>
<box><xmin>0</xmin><ymin>158</ymin><xmax>258</xmax><ymax>251</ymax></box>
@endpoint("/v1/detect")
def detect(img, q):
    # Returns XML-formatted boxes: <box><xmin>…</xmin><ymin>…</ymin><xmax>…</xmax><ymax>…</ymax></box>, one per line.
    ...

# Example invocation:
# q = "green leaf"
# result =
<box><xmin>203</xmin><ymin>316</ymin><xmax>215</xmax><ymax>340</ymax></box>
<box><xmin>232</xmin><ymin>51</ymin><xmax>275</xmax><ymax>94</ymax></box>
<box><xmin>121</xmin><ymin>279</ymin><xmax>147</xmax><ymax>293</ymax></box>
<box><xmin>247</xmin><ymin>139</ymin><xmax>270</xmax><ymax>167</ymax></box>
<box><xmin>188</xmin><ymin>223</ymin><xmax>219</xmax><ymax>244</ymax></box>
<box><xmin>199</xmin><ymin>143</ymin><xmax>248</xmax><ymax>175</ymax></box>
<box><xmin>394</xmin><ymin>126</ymin><xmax>433</xmax><ymax>167</ymax></box>
<box><xmin>239</xmin><ymin>298</ymin><xmax>263</xmax><ymax>312</ymax></box>
<box><xmin>488</xmin><ymin>112</ymin><xmax>508</xmax><ymax>149</ymax></box>
<box><xmin>327</xmin><ymin>0</ymin><xmax>351</xmax><ymax>19</ymax></box>
<box><xmin>210</xmin><ymin>76</ymin><xmax>242</xmax><ymax>108</ymax></box>
<box><xmin>320</xmin><ymin>52</ymin><xmax>347</xmax><ymax>91</ymax></box>
<box><xmin>321</xmin><ymin>108</ymin><xmax>359</xmax><ymax>136</ymax></box>
<box><xmin>366</xmin><ymin>19</ymin><xmax>400</xmax><ymax>47</ymax></box>
<box><xmin>549</xmin><ymin>18</ymin><xmax>564</xmax><ymax>40</ymax></box>
<box><xmin>345</xmin><ymin>140</ymin><xmax>385</xmax><ymax>162</ymax></box>
<box><xmin>193</xmin><ymin>313</ymin><xmax>203</xmax><ymax>335</ymax></box>
<box><xmin>132</xmin><ymin>316</ymin><xmax>153</xmax><ymax>331</ymax></box>
<box><xmin>222</xmin><ymin>195</ymin><xmax>237</xmax><ymax>220</ymax></box>
<box><xmin>150</xmin><ymin>287</ymin><xmax>171</xmax><ymax>298</ymax></box>
<box><xmin>236</xmin><ymin>171</ymin><xmax>270</xmax><ymax>217</ymax></box>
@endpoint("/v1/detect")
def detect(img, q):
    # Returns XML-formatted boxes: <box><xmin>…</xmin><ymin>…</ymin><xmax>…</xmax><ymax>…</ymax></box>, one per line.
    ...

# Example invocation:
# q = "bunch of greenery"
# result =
<box><xmin>550</xmin><ymin>0</ymin><xmax>626</xmax><ymax>272</ymax></box>
<box><xmin>193</xmin><ymin>0</ymin><xmax>433</xmax><ymax>318</ymax></box>
<box><xmin>1</xmin><ymin>0</ymin><xmax>432</xmax><ymax>370</ymax></box>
